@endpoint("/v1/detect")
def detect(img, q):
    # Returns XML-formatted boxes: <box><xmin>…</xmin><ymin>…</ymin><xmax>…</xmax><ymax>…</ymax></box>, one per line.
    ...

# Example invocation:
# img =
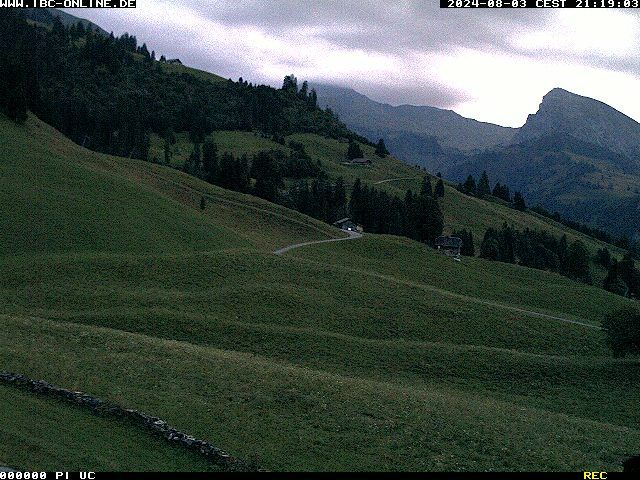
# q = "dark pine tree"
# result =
<box><xmin>421</xmin><ymin>176</ymin><xmax>433</xmax><ymax>198</ymax></box>
<box><xmin>346</xmin><ymin>139</ymin><xmax>364</xmax><ymax>160</ymax></box>
<box><xmin>202</xmin><ymin>140</ymin><xmax>219</xmax><ymax>183</ymax></box>
<box><xmin>477</xmin><ymin>171</ymin><xmax>491</xmax><ymax>198</ymax></box>
<box><xmin>480</xmin><ymin>228</ymin><xmax>500</xmax><ymax>261</ymax></box>
<box><xmin>375</xmin><ymin>138</ymin><xmax>389</xmax><ymax>157</ymax></box>
<box><xmin>462</xmin><ymin>175</ymin><xmax>477</xmax><ymax>196</ymax></box>
<box><xmin>513</xmin><ymin>191</ymin><xmax>527</xmax><ymax>211</ymax></box>
<box><xmin>435</xmin><ymin>178</ymin><xmax>445</xmax><ymax>198</ymax></box>
<box><xmin>566</xmin><ymin>240</ymin><xmax>591</xmax><ymax>283</ymax></box>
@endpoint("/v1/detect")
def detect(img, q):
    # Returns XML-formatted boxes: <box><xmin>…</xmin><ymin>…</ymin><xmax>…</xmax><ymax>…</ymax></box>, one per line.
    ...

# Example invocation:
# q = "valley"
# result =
<box><xmin>1</xmin><ymin>7</ymin><xmax>639</xmax><ymax>473</ymax></box>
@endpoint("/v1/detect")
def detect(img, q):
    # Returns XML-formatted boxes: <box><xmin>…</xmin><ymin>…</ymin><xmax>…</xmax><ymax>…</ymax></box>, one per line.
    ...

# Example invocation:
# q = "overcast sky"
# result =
<box><xmin>65</xmin><ymin>1</ymin><xmax>640</xmax><ymax>127</ymax></box>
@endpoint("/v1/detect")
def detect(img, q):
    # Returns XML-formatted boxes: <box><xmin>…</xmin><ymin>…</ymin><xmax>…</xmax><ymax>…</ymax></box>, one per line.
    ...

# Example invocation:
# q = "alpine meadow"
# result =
<box><xmin>1</xmin><ymin>5</ymin><xmax>639</xmax><ymax>475</ymax></box>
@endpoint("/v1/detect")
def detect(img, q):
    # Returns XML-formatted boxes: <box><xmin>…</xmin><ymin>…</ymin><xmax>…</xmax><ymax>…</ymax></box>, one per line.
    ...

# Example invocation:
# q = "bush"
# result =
<box><xmin>602</xmin><ymin>307</ymin><xmax>640</xmax><ymax>358</ymax></box>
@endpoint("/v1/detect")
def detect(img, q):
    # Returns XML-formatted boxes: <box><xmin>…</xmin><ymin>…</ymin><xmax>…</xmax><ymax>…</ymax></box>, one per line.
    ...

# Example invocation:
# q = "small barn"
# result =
<box><xmin>334</xmin><ymin>218</ymin><xmax>361</xmax><ymax>232</ymax></box>
<box><xmin>435</xmin><ymin>236</ymin><xmax>462</xmax><ymax>256</ymax></box>
<box><xmin>167</xmin><ymin>59</ymin><xmax>183</xmax><ymax>65</ymax></box>
<box><xmin>349</xmin><ymin>158</ymin><xmax>372</xmax><ymax>166</ymax></box>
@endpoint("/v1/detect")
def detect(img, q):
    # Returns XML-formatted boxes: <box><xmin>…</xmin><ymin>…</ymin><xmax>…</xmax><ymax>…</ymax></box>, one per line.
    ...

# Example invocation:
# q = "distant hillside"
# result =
<box><xmin>314</xmin><ymin>84</ymin><xmax>516</xmax><ymax>166</ymax></box>
<box><xmin>449</xmin><ymin>133</ymin><xmax>640</xmax><ymax>239</ymax></box>
<box><xmin>20</xmin><ymin>8</ymin><xmax>108</xmax><ymax>35</ymax></box>
<box><xmin>514</xmin><ymin>88</ymin><xmax>640</xmax><ymax>166</ymax></box>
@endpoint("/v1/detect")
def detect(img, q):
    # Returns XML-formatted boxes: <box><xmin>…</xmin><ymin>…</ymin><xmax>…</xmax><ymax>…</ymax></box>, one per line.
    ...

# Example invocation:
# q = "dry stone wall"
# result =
<box><xmin>0</xmin><ymin>372</ymin><xmax>260</xmax><ymax>472</ymax></box>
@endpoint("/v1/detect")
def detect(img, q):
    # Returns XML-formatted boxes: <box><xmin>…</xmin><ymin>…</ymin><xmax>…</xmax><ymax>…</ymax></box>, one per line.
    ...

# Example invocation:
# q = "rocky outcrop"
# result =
<box><xmin>0</xmin><ymin>372</ymin><xmax>260</xmax><ymax>472</ymax></box>
<box><xmin>514</xmin><ymin>88</ymin><xmax>640</xmax><ymax>166</ymax></box>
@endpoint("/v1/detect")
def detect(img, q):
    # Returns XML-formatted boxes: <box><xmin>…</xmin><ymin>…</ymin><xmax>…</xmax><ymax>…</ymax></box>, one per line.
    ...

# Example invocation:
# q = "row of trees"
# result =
<box><xmin>179</xmin><ymin>137</ymin><xmax>445</xmax><ymax>244</ymax></box>
<box><xmin>479</xmin><ymin>224</ymin><xmax>592</xmax><ymax>283</ymax></box>
<box><xmin>532</xmin><ymin>204</ymin><xmax>639</xmax><ymax>255</ymax></box>
<box><xmin>457</xmin><ymin>172</ymin><xmax>526</xmax><ymax>211</ymax></box>
<box><xmin>348</xmin><ymin>177</ymin><xmax>444</xmax><ymax>244</ymax></box>
<box><xmin>452</xmin><ymin>229</ymin><xmax>475</xmax><ymax>257</ymax></box>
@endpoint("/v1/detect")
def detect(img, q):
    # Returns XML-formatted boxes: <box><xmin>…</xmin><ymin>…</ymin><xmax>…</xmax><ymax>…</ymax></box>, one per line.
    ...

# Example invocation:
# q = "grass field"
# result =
<box><xmin>0</xmin><ymin>384</ymin><xmax>220</xmax><ymax>471</ymax></box>
<box><xmin>1</xmin><ymin>114</ymin><xmax>638</xmax><ymax>471</ymax></box>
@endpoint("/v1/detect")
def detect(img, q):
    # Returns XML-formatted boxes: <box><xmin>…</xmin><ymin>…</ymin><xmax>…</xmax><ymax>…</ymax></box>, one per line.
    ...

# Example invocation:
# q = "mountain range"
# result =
<box><xmin>317</xmin><ymin>84</ymin><xmax>640</xmax><ymax>239</ymax></box>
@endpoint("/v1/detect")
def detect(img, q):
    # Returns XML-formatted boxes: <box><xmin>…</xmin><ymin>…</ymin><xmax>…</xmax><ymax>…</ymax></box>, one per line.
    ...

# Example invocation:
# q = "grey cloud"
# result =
<box><xmin>66</xmin><ymin>1</ymin><xmax>639</xmax><ymax>112</ymax></box>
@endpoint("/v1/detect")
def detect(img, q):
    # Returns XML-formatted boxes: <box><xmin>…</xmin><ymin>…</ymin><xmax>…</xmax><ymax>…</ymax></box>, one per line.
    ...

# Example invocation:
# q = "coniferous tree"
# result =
<box><xmin>202</xmin><ymin>140</ymin><xmax>219</xmax><ymax>183</ymax></box>
<box><xmin>595</xmin><ymin>248</ymin><xmax>613</xmax><ymax>268</ymax></box>
<box><xmin>333</xmin><ymin>177</ymin><xmax>347</xmax><ymax>221</ymax></box>
<box><xmin>513</xmin><ymin>191</ymin><xmax>527</xmax><ymax>211</ymax></box>
<box><xmin>346</xmin><ymin>139</ymin><xmax>364</xmax><ymax>160</ymax></box>
<box><xmin>299</xmin><ymin>80</ymin><xmax>309</xmax><ymax>99</ymax></box>
<box><xmin>566</xmin><ymin>240</ymin><xmax>591</xmax><ymax>282</ymax></box>
<box><xmin>163</xmin><ymin>135</ymin><xmax>172</xmax><ymax>165</ymax></box>
<box><xmin>602</xmin><ymin>307</ymin><xmax>640</xmax><ymax>357</ymax></box>
<box><xmin>480</xmin><ymin>228</ymin><xmax>500</xmax><ymax>260</ymax></box>
<box><xmin>375</xmin><ymin>138</ymin><xmax>389</xmax><ymax>157</ymax></box>
<box><xmin>419</xmin><ymin>196</ymin><xmax>444</xmax><ymax>246</ymax></box>
<box><xmin>183</xmin><ymin>143</ymin><xmax>202</xmax><ymax>177</ymax></box>
<box><xmin>558</xmin><ymin>234</ymin><xmax>569</xmax><ymax>275</ymax></box>
<box><xmin>251</xmin><ymin>151</ymin><xmax>283</xmax><ymax>202</ymax></box>
<box><xmin>604</xmin><ymin>260</ymin><xmax>629</xmax><ymax>297</ymax></box>
<box><xmin>421</xmin><ymin>176</ymin><xmax>433</xmax><ymax>198</ymax></box>
<box><xmin>5</xmin><ymin>86</ymin><xmax>27</xmax><ymax>123</ymax></box>
<box><xmin>435</xmin><ymin>178</ymin><xmax>445</xmax><ymax>198</ymax></box>
<box><xmin>462</xmin><ymin>175</ymin><xmax>477</xmax><ymax>196</ymax></box>
<box><xmin>453</xmin><ymin>229</ymin><xmax>475</xmax><ymax>256</ymax></box>
<box><xmin>282</xmin><ymin>74</ymin><xmax>298</xmax><ymax>93</ymax></box>
<box><xmin>477</xmin><ymin>171</ymin><xmax>491</xmax><ymax>198</ymax></box>
<box><xmin>616</xmin><ymin>254</ymin><xmax>640</xmax><ymax>297</ymax></box>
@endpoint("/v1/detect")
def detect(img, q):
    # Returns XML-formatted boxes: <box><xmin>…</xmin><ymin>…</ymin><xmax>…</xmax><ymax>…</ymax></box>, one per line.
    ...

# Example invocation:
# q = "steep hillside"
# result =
<box><xmin>20</xmin><ymin>8</ymin><xmax>108</xmax><ymax>35</ymax></box>
<box><xmin>0</xmin><ymin>114</ymin><xmax>341</xmax><ymax>255</ymax></box>
<box><xmin>515</xmin><ymin>88</ymin><xmax>640</xmax><ymax>164</ymax></box>
<box><xmin>448</xmin><ymin>133</ymin><xmax>640</xmax><ymax>239</ymax></box>
<box><xmin>1</xmin><ymin>114</ymin><xmax>638</xmax><ymax>471</ymax></box>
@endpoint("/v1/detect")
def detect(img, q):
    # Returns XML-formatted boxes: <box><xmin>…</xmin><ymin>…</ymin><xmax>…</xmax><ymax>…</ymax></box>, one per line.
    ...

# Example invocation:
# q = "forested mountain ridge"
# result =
<box><xmin>0</xmin><ymin>10</ymin><xmax>363</xmax><ymax>163</ymax></box>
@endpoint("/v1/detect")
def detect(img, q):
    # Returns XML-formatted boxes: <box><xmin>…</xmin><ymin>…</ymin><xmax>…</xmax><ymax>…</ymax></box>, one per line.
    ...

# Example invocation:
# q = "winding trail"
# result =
<box><xmin>273</xmin><ymin>230</ymin><xmax>600</xmax><ymax>331</ymax></box>
<box><xmin>374</xmin><ymin>176</ymin><xmax>421</xmax><ymax>185</ymax></box>
<box><xmin>273</xmin><ymin>230</ymin><xmax>362</xmax><ymax>256</ymax></box>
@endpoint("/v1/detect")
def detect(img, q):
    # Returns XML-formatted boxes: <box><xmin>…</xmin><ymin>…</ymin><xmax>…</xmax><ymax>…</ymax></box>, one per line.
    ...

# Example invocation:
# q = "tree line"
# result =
<box><xmin>0</xmin><ymin>11</ymin><xmax>366</xmax><ymax>162</ymax></box>
<box><xmin>479</xmin><ymin>223</ymin><xmax>592</xmax><ymax>283</ymax></box>
<box><xmin>457</xmin><ymin>171</ymin><xmax>526</xmax><ymax>211</ymax></box>
<box><xmin>531</xmin><ymin>204</ymin><xmax>639</xmax><ymax>256</ymax></box>
<box><xmin>348</xmin><ymin>176</ymin><xmax>444</xmax><ymax>245</ymax></box>
<box><xmin>177</xmin><ymin>136</ymin><xmax>445</xmax><ymax>245</ymax></box>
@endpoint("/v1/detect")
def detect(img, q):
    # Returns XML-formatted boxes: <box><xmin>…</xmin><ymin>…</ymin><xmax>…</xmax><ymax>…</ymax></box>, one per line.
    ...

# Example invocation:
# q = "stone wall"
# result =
<box><xmin>0</xmin><ymin>372</ymin><xmax>260</xmax><ymax>472</ymax></box>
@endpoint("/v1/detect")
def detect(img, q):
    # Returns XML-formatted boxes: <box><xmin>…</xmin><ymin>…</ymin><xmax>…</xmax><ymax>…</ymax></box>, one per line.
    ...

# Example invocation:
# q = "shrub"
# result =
<box><xmin>602</xmin><ymin>307</ymin><xmax>640</xmax><ymax>358</ymax></box>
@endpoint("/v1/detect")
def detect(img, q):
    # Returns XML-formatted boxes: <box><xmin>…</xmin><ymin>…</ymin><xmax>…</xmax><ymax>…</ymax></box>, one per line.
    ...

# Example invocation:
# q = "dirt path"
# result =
<box><xmin>374</xmin><ymin>176</ymin><xmax>421</xmax><ymax>185</ymax></box>
<box><xmin>273</xmin><ymin>230</ymin><xmax>362</xmax><ymax>256</ymax></box>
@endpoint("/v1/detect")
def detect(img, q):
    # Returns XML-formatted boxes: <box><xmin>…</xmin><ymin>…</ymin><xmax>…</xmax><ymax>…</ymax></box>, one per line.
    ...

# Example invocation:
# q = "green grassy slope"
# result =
<box><xmin>0</xmin><ymin>115</ymin><xmax>341</xmax><ymax>254</ymax></box>
<box><xmin>0</xmin><ymin>384</ymin><xmax>220</xmax><ymax>472</ymax></box>
<box><xmin>2</xmin><ymin>316</ymin><xmax>639</xmax><ymax>472</ymax></box>
<box><xmin>1</xmin><ymin>115</ymin><xmax>638</xmax><ymax>471</ymax></box>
